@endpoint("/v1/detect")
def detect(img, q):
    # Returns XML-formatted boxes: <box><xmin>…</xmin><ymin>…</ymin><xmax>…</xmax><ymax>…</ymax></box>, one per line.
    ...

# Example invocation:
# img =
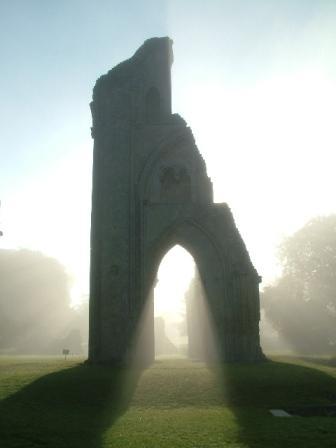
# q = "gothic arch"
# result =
<box><xmin>146</xmin><ymin>218</ymin><xmax>225</xmax><ymax>293</ymax></box>
<box><xmin>89</xmin><ymin>37</ymin><xmax>264</xmax><ymax>365</ymax></box>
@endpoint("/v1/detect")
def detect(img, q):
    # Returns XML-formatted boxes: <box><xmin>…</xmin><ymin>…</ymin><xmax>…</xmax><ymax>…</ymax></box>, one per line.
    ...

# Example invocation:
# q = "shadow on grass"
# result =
<box><xmin>0</xmin><ymin>362</ymin><xmax>142</xmax><ymax>448</ymax></box>
<box><xmin>218</xmin><ymin>358</ymin><xmax>336</xmax><ymax>448</ymax></box>
<box><xmin>2</xmin><ymin>357</ymin><xmax>336</xmax><ymax>447</ymax></box>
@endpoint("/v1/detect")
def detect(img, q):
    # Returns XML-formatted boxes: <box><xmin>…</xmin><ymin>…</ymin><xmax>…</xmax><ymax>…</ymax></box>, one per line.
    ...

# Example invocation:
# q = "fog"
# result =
<box><xmin>153</xmin><ymin>246</ymin><xmax>218</xmax><ymax>360</ymax></box>
<box><xmin>1</xmin><ymin>1</ymin><xmax>336</xmax><ymax>358</ymax></box>
<box><xmin>154</xmin><ymin>246</ymin><xmax>193</xmax><ymax>353</ymax></box>
<box><xmin>0</xmin><ymin>249</ymin><xmax>88</xmax><ymax>355</ymax></box>
<box><xmin>1</xmin><ymin>1</ymin><xmax>336</xmax><ymax>306</ymax></box>
<box><xmin>150</xmin><ymin>213</ymin><xmax>336</xmax><ymax>359</ymax></box>
<box><xmin>1</xmin><ymin>213</ymin><xmax>335</xmax><ymax>358</ymax></box>
<box><xmin>260</xmin><ymin>215</ymin><xmax>336</xmax><ymax>356</ymax></box>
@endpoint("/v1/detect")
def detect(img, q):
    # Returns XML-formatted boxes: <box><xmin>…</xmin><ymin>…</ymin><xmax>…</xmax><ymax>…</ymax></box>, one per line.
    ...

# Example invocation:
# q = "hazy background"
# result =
<box><xmin>1</xmin><ymin>0</ymin><xmax>335</xmax><ymax>354</ymax></box>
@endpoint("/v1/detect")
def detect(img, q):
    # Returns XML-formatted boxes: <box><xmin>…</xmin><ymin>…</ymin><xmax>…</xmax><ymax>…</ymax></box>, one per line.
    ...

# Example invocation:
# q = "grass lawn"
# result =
<box><xmin>0</xmin><ymin>355</ymin><xmax>336</xmax><ymax>447</ymax></box>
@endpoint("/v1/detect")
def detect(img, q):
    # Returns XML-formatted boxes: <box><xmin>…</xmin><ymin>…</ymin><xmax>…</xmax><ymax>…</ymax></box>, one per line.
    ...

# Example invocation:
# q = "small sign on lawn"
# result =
<box><xmin>62</xmin><ymin>349</ymin><xmax>70</xmax><ymax>360</ymax></box>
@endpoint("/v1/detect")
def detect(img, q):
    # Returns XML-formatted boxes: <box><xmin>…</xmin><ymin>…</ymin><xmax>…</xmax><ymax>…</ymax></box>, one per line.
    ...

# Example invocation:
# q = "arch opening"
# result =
<box><xmin>144</xmin><ymin>243</ymin><xmax>218</xmax><ymax>362</ymax></box>
<box><xmin>154</xmin><ymin>245</ymin><xmax>194</xmax><ymax>359</ymax></box>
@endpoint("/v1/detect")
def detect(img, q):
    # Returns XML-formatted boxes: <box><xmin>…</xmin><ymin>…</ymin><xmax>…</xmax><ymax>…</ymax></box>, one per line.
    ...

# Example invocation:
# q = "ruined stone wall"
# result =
<box><xmin>89</xmin><ymin>37</ymin><xmax>264</xmax><ymax>364</ymax></box>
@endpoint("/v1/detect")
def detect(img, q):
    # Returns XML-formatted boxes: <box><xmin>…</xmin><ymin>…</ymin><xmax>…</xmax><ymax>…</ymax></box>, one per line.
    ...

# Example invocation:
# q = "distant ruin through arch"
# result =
<box><xmin>153</xmin><ymin>245</ymin><xmax>193</xmax><ymax>358</ymax></box>
<box><xmin>153</xmin><ymin>244</ymin><xmax>216</xmax><ymax>361</ymax></box>
<box><xmin>89</xmin><ymin>37</ymin><xmax>264</xmax><ymax>364</ymax></box>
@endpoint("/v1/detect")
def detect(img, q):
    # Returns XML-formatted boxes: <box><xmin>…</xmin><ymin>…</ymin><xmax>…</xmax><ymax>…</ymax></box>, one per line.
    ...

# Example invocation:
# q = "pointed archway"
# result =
<box><xmin>154</xmin><ymin>245</ymin><xmax>194</xmax><ymax>359</ymax></box>
<box><xmin>88</xmin><ymin>37</ymin><xmax>264</xmax><ymax>365</ymax></box>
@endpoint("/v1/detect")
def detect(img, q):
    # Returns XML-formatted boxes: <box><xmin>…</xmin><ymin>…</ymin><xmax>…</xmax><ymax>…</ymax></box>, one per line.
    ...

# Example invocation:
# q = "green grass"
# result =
<box><xmin>0</xmin><ymin>356</ymin><xmax>336</xmax><ymax>447</ymax></box>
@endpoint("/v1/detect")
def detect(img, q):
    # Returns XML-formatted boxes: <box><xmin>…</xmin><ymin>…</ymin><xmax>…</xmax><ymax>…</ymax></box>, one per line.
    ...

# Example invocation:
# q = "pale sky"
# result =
<box><xmin>1</xmin><ymin>1</ymin><xmax>335</xmax><ymax>317</ymax></box>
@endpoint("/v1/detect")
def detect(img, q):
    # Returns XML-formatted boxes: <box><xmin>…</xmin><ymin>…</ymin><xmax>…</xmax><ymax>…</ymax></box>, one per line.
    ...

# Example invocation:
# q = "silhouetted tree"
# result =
<box><xmin>0</xmin><ymin>249</ymin><xmax>77</xmax><ymax>354</ymax></box>
<box><xmin>262</xmin><ymin>215</ymin><xmax>336</xmax><ymax>354</ymax></box>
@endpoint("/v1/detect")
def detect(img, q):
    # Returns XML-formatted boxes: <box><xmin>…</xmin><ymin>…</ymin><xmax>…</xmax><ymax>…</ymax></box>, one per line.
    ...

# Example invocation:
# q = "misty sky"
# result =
<box><xmin>1</xmin><ymin>0</ymin><xmax>335</xmax><ymax>313</ymax></box>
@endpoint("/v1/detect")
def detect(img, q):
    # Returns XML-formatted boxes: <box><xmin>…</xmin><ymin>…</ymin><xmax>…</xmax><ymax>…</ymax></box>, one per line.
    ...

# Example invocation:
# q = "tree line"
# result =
<box><xmin>0</xmin><ymin>249</ymin><xmax>88</xmax><ymax>355</ymax></box>
<box><xmin>261</xmin><ymin>215</ymin><xmax>336</xmax><ymax>355</ymax></box>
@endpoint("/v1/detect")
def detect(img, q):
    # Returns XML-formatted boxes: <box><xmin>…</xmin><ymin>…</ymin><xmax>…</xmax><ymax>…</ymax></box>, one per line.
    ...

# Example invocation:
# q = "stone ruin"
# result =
<box><xmin>88</xmin><ymin>37</ymin><xmax>264</xmax><ymax>364</ymax></box>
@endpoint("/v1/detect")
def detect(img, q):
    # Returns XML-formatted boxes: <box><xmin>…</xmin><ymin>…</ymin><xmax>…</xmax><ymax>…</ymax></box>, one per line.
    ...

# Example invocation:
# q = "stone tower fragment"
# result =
<box><xmin>89</xmin><ymin>37</ymin><xmax>264</xmax><ymax>364</ymax></box>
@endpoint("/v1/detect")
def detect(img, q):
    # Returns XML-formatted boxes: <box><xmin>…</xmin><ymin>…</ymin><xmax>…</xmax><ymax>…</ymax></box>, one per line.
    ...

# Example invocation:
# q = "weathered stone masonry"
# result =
<box><xmin>89</xmin><ymin>37</ymin><xmax>264</xmax><ymax>364</ymax></box>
